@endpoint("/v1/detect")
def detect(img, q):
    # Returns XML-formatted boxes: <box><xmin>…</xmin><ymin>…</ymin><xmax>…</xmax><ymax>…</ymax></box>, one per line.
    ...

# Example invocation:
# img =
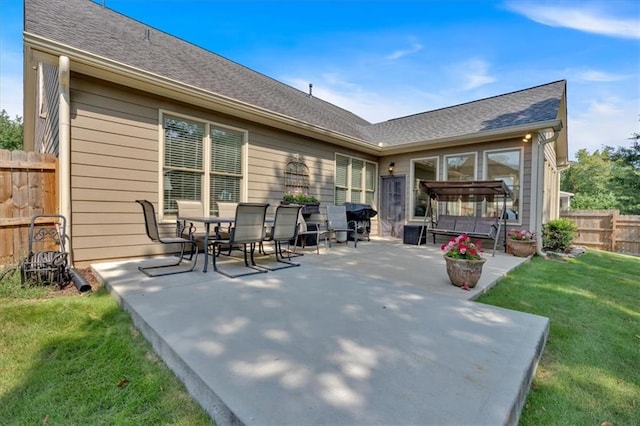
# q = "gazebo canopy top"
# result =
<box><xmin>419</xmin><ymin>180</ymin><xmax>513</xmax><ymax>202</ymax></box>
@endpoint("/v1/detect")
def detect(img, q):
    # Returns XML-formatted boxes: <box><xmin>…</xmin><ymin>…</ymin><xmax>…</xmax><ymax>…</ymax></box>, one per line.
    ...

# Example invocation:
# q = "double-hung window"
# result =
<box><xmin>162</xmin><ymin>113</ymin><xmax>245</xmax><ymax>218</ymax></box>
<box><xmin>335</xmin><ymin>154</ymin><xmax>377</xmax><ymax>205</ymax></box>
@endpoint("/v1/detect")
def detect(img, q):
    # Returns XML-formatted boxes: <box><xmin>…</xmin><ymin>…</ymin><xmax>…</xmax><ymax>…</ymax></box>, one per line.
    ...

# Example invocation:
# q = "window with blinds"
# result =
<box><xmin>162</xmin><ymin>114</ymin><xmax>245</xmax><ymax>217</ymax></box>
<box><xmin>334</xmin><ymin>154</ymin><xmax>377</xmax><ymax>205</ymax></box>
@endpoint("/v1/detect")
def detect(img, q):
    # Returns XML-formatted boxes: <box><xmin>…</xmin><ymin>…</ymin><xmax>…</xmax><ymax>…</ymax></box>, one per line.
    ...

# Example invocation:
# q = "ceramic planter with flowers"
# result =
<box><xmin>507</xmin><ymin>229</ymin><xmax>536</xmax><ymax>257</ymax></box>
<box><xmin>441</xmin><ymin>234</ymin><xmax>486</xmax><ymax>288</ymax></box>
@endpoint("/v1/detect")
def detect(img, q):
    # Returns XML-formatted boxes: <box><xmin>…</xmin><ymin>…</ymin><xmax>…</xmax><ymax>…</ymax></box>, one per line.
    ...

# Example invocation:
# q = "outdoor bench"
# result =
<box><xmin>429</xmin><ymin>215</ymin><xmax>500</xmax><ymax>252</ymax></box>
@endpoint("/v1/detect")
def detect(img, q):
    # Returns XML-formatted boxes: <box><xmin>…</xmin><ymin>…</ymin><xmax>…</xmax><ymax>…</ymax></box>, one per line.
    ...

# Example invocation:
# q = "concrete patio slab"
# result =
<box><xmin>93</xmin><ymin>239</ymin><xmax>548</xmax><ymax>425</ymax></box>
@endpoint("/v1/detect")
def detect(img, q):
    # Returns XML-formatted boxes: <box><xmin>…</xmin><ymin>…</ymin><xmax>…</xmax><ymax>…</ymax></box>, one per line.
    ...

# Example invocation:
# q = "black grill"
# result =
<box><xmin>344</xmin><ymin>203</ymin><xmax>377</xmax><ymax>240</ymax></box>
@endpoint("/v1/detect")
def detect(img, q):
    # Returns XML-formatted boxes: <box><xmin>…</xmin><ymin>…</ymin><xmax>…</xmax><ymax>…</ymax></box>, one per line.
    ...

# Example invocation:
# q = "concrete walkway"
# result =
<box><xmin>92</xmin><ymin>239</ymin><xmax>548</xmax><ymax>425</ymax></box>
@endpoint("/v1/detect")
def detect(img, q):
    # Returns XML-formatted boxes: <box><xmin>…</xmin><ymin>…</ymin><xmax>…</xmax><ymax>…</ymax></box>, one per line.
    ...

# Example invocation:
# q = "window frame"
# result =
<box><xmin>334</xmin><ymin>153</ymin><xmax>378</xmax><ymax>205</ymax></box>
<box><xmin>158</xmin><ymin>110</ymin><xmax>248</xmax><ymax>222</ymax></box>
<box><xmin>442</xmin><ymin>152</ymin><xmax>477</xmax><ymax>216</ymax></box>
<box><xmin>483</xmin><ymin>147</ymin><xmax>523</xmax><ymax>224</ymax></box>
<box><xmin>409</xmin><ymin>156</ymin><xmax>439</xmax><ymax>221</ymax></box>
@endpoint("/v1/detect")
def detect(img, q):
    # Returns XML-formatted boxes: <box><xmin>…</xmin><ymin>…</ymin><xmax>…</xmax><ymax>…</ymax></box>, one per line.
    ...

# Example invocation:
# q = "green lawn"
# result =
<box><xmin>0</xmin><ymin>273</ymin><xmax>212</xmax><ymax>425</ymax></box>
<box><xmin>476</xmin><ymin>250</ymin><xmax>640</xmax><ymax>425</ymax></box>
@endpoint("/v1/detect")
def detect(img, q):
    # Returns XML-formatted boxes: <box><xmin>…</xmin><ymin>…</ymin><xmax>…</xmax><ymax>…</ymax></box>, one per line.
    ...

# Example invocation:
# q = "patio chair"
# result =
<box><xmin>294</xmin><ymin>212</ymin><xmax>329</xmax><ymax>254</ymax></box>
<box><xmin>261</xmin><ymin>204</ymin><xmax>303</xmax><ymax>270</ymax></box>
<box><xmin>211</xmin><ymin>203</ymin><xmax>269</xmax><ymax>278</ymax></box>
<box><xmin>326</xmin><ymin>205</ymin><xmax>358</xmax><ymax>248</ymax></box>
<box><xmin>215</xmin><ymin>201</ymin><xmax>239</xmax><ymax>255</ymax></box>
<box><xmin>176</xmin><ymin>199</ymin><xmax>213</xmax><ymax>259</ymax></box>
<box><xmin>136</xmin><ymin>200</ymin><xmax>198</xmax><ymax>277</ymax></box>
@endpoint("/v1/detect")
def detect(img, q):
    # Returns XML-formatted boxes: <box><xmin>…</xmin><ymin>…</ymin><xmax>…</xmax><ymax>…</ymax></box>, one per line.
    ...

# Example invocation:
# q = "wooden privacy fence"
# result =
<box><xmin>560</xmin><ymin>210</ymin><xmax>640</xmax><ymax>256</ymax></box>
<box><xmin>0</xmin><ymin>149</ymin><xmax>58</xmax><ymax>266</ymax></box>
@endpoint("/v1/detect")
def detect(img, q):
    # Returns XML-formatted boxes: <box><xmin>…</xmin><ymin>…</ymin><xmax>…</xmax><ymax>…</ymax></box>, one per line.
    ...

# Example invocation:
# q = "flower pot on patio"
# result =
<box><xmin>443</xmin><ymin>255</ymin><xmax>487</xmax><ymax>288</ymax></box>
<box><xmin>508</xmin><ymin>240</ymin><xmax>536</xmax><ymax>257</ymax></box>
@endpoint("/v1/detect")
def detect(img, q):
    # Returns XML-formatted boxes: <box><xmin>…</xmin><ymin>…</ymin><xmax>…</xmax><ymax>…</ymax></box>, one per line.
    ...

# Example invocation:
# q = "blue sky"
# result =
<box><xmin>1</xmin><ymin>0</ymin><xmax>638</xmax><ymax>159</ymax></box>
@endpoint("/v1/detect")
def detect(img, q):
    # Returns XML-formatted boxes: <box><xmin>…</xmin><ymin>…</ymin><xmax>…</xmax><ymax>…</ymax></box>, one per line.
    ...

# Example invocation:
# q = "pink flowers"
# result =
<box><xmin>507</xmin><ymin>229</ymin><xmax>535</xmax><ymax>241</ymax></box>
<box><xmin>441</xmin><ymin>234</ymin><xmax>484</xmax><ymax>260</ymax></box>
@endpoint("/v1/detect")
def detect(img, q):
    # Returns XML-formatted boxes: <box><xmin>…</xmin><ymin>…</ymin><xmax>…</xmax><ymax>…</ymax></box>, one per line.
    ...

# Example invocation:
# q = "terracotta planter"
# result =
<box><xmin>443</xmin><ymin>255</ymin><xmax>487</xmax><ymax>288</ymax></box>
<box><xmin>508</xmin><ymin>240</ymin><xmax>536</xmax><ymax>257</ymax></box>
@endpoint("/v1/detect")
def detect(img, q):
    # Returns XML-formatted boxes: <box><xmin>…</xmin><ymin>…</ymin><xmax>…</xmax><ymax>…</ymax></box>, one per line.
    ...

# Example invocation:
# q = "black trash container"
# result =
<box><xmin>403</xmin><ymin>225</ymin><xmax>428</xmax><ymax>245</ymax></box>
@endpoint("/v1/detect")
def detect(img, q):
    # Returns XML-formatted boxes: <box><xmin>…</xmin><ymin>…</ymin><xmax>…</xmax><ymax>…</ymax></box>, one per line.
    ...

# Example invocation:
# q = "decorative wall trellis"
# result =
<box><xmin>284</xmin><ymin>155</ymin><xmax>310</xmax><ymax>196</ymax></box>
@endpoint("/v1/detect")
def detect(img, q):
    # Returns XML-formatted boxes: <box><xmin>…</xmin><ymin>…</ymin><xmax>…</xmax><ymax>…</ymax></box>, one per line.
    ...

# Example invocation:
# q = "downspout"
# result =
<box><xmin>58</xmin><ymin>56</ymin><xmax>71</xmax><ymax>259</ymax></box>
<box><xmin>533</xmin><ymin>128</ymin><xmax>561</xmax><ymax>257</ymax></box>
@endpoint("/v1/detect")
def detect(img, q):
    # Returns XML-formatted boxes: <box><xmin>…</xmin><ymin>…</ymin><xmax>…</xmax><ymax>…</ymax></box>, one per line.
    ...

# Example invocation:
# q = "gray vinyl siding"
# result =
<box><xmin>68</xmin><ymin>75</ymin><xmax>374</xmax><ymax>264</ymax></box>
<box><xmin>34</xmin><ymin>62</ymin><xmax>59</xmax><ymax>154</ymax></box>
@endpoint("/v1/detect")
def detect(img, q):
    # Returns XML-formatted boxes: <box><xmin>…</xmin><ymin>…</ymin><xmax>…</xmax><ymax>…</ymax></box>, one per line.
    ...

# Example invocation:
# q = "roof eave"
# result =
<box><xmin>23</xmin><ymin>33</ymin><xmax>382</xmax><ymax>155</ymax></box>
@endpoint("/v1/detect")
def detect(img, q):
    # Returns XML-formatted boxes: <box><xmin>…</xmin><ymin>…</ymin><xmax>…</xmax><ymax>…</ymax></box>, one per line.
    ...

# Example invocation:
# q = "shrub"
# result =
<box><xmin>542</xmin><ymin>218</ymin><xmax>578</xmax><ymax>252</ymax></box>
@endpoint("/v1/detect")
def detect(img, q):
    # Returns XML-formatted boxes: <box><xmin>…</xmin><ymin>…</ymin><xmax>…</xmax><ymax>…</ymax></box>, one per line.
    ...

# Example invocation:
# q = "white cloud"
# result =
<box><xmin>577</xmin><ymin>70</ymin><xmax>628</xmax><ymax>82</ymax></box>
<box><xmin>450</xmin><ymin>59</ymin><xmax>496</xmax><ymax>91</ymax></box>
<box><xmin>385</xmin><ymin>41</ymin><xmax>423</xmax><ymax>61</ymax></box>
<box><xmin>569</xmin><ymin>97</ymin><xmax>639</xmax><ymax>158</ymax></box>
<box><xmin>506</xmin><ymin>1</ymin><xmax>640</xmax><ymax>40</ymax></box>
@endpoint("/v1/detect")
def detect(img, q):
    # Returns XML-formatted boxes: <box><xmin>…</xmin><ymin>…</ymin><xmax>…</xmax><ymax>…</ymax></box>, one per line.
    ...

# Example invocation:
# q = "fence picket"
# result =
<box><xmin>561</xmin><ymin>210</ymin><xmax>640</xmax><ymax>256</ymax></box>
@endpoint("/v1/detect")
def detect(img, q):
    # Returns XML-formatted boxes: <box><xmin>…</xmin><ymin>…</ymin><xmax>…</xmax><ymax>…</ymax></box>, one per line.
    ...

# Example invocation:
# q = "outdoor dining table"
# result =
<box><xmin>180</xmin><ymin>216</ymin><xmax>235</xmax><ymax>272</ymax></box>
<box><xmin>180</xmin><ymin>216</ymin><xmax>275</xmax><ymax>272</ymax></box>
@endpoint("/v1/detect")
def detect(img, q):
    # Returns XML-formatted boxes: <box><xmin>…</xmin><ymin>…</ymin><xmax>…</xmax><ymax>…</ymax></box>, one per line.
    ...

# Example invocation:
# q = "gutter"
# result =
<box><xmin>533</xmin><ymin>125</ymin><xmax>562</xmax><ymax>257</ymax></box>
<box><xmin>58</xmin><ymin>56</ymin><xmax>72</xmax><ymax>262</ymax></box>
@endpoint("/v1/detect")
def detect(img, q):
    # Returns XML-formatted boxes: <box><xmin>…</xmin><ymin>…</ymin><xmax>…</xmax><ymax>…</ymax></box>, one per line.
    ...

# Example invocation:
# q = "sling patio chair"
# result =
<box><xmin>260</xmin><ymin>204</ymin><xmax>303</xmax><ymax>270</ymax></box>
<box><xmin>136</xmin><ymin>200</ymin><xmax>198</xmax><ymax>277</ymax></box>
<box><xmin>326</xmin><ymin>205</ymin><xmax>358</xmax><ymax>248</ymax></box>
<box><xmin>211</xmin><ymin>203</ymin><xmax>270</xmax><ymax>278</ymax></box>
<box><xmin>176</xmin><ymin>199</ymin><xmax>215</xmax><ymax>259</ymax></box>
<box><xmin>294</xmin><ymin>211</ymin><xmax>329</xmax><ymax>254</ymax></box>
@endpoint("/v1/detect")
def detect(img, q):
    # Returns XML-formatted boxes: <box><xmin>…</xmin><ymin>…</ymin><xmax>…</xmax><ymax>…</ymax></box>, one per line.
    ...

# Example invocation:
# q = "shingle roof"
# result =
<box><xmin>368</xmin><ymin>80</ymin><xmax>566</xmax><ymax>146</ymax></box>
<box><xmin>25</xmin><ymin>0</ymin><xmax>565</xmax><ymax>148</ymax></box>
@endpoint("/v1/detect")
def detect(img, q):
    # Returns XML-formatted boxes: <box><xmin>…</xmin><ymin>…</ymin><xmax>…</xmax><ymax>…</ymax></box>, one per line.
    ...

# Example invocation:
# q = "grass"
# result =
<box><xmin>476</xmin><ymin>250</ymin><xmax>640</xmax><ymax>425</ymax></box>
<box><xmin>0</xmin><ymin>270</ymin><xmax>213</xmax><ymax>425</ymax></box>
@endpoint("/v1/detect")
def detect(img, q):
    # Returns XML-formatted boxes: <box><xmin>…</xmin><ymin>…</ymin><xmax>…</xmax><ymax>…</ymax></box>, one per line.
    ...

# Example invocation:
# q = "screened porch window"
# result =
<box><xmin>444</xmin><ymin>153</ymin><xmax>476</xmax><ymax>216</ymax></box>
<box><xmin>335</xmin><ymin>154</ymin><xmax>377</xmax><ymax>205</ymax></box>
<box><xmin>485</xmin><ymin>149</ymin><xmax>521</xmax><ymax>221</ymax></box>
<box><xmin>162</xmin><ymin>114</ymin><xmax>245</xmax><ymax>217</ymax></box>
<box><xmin>411</xmin><ymin>157</ymin><xmax>438</xmax><ymax>218</ymax></box>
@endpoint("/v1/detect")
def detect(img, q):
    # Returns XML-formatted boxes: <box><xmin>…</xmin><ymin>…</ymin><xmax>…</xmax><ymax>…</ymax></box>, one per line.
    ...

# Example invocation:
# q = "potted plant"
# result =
<box><xmin>282</xmin><ymin>192</ymin><xmax>320</xmax><ymax>215</ymax></box>
<box><xmin>441</xmin><ymin>234</ymin><xmax>486</xmax><ymax>289</ymax></box>
<box><xmin>507</xmin><ymin>228</ymin><xmax>536</xmax><ymax>257</ymax></box>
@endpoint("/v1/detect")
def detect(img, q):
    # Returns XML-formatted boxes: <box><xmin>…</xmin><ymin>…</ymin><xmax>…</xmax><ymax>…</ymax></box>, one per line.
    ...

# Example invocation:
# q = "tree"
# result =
<box><xmin>0</xmin><ymin>110</ymin><xmax>24</xmax><ymax>150</ymax></box>
<box><xmin>561</xmin><ymin>148</ymin><xmax>611</xmax><ymax>195</ymax></box>
<box><xmin>561</xmin><ymin>121</ymin><xmax>640</xmax><ymax>214</ymax></box>
<box><xmin>607</xmin><ymin>139</ymin><xmax>640</xmax><ymax>214</ymax></box>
